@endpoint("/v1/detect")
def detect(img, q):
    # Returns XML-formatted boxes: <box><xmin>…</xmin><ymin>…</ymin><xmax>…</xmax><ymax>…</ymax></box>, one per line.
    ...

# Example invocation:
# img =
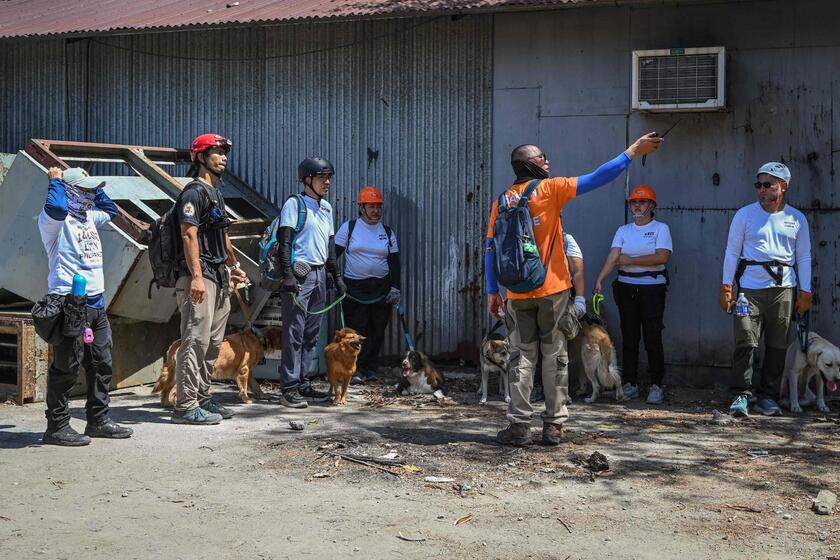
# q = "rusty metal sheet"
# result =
<box><xmin>0</xmin><ymin>0</ymin><xmax>597</xmax><ymax>39</ymax></box>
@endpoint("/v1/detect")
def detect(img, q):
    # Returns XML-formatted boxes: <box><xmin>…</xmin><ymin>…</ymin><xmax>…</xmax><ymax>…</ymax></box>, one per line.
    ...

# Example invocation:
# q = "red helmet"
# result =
<box><xmin>627</xmin><ymin>184</ymin><xmax>657</xmax><ymax>204</ymax></box>
<box><xmin>358</xmin><ymin>186</ymin><xmax>384</xmax><ymax>205</ymax></box>
<box><xmin>190</xmin><ymin>134</ymin><xmax>232</xmax><ymax>162</ymax></box>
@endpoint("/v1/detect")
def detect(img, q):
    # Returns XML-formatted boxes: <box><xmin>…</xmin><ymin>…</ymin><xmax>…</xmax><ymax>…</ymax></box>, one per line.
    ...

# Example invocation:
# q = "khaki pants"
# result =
<box><xmin>733</xmin><ymin>287</ymin><xmax>793</xmax><ymax>399</ymax></box>
<box><xmin>174</xmin><ymin>275</ymin><xmax>231</xmax><ymax>411</ymax></box>
<box><xmin>504</xmin><ymin>290</ymin><xmax>570</xmax><ymax>426</ymax></box>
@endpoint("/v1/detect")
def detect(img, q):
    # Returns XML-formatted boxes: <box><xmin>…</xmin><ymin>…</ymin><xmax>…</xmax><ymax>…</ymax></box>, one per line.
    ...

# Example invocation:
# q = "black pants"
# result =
<box><xmin>46</xmin><ymin>307</ymin><xmax>113</xmax><ymax>431</ymax></box>
<box><xmin>343</xmin><ymin>277</ymin><xmax>392</xmax><ymax>371</ymax></box>
<box><xmin>612</xmin><ymin>280</ymin><xmax>667</xmax><ymax>387</ymax></box>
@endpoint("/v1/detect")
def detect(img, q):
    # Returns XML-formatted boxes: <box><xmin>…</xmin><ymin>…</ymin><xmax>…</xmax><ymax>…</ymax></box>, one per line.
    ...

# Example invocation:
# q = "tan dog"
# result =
<box><xmin>325</xmin><ymin>328</ymin><xmax>366</xmax><ymax>405</ymax></box>
<box><xmin>479</xmin><ymin>333</ymin><xmax>510</xmax><ymax>404</ymax></box>
<box><xmin>153</xmin><ymin>326</ymin><xmax>283</xmax><ymax>406</ymax></box>
<box><xmin>578</xmin><ymin>322</ymin><xmax>624</xmax><ymax>403</ymax></box>
<box><xmin>781</xmin><ymin>332</ymin><xmax>840</xmax><ymax>413</ymax></box>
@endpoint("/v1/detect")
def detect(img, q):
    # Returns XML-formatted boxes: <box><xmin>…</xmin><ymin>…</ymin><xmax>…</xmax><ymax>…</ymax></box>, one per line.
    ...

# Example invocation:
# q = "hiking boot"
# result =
<box><xmin>729</xmin><ymin>394</ymin><xmax>749</xmax><ymax>418</ymax></box>
<box><xmin>43</xmin><ymin>425</ymin><xmax>91</xmax><ymax>447</ymax></box>
<box><xmin>278</xmin><ymin>390</ymin><xmax>309</xmax><ymax>409</ymax></box>
<box><xmin>201</xmin><ymin>400</ymin><xmax>234</xmax><ymax>419</ymax></box>
<box><xmin>299</xmin><ymin>385</ymin><xmax>330</xmax><ymax>403</ymax></box>
<box><xmin>622</xmin><ymin>383</ymin><xmax>640</xmax><ymax>400</ymax></box>
<box><xmin>755</xmin><ymin>397</ymin><xmax>782</xmax><ymax>416</ymax></box>
<box><xmin>496</xmin><ymin>423</ymin><xmax>533</xmax><ymax>446</ymax></box>
<box><xmin>360</xmin><ymin>367</ymin><xmax>379</xmax><ymax>382</ymax></box>
<box><xmin>646</xmin><ymin>384</ymin><xmax>664</xmax><ymax>405</ymax></box>
<box><xmin>350</xmin><ymin>374</ymin><xmax>364</xmax><ymax>385</ymax></box>
<box><xmin>171</xmin><ymin>407</ymin><xmax>222</xmax><ymax>425</ymax></box>
<box><xmin>541</xmin><ymin>423</ymin><xmax>562</xmax><ymax>446</ymax></box>
<box><xmin>84</xmin><ymin>419</ymin><xmax>133</xmax><ymax>439</ymax></box>
<box><xmin>530</xmin><ymin>384</ymin><xmax>545</xmax><ymax>403</ymax></box>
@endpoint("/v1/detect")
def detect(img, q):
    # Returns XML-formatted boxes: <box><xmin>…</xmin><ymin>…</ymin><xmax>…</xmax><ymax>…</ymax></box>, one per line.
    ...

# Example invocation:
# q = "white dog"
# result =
<box><xmin>780</xmin><ymin>332</ymin><xmax>840</xmax><ymax>413</ymax></box>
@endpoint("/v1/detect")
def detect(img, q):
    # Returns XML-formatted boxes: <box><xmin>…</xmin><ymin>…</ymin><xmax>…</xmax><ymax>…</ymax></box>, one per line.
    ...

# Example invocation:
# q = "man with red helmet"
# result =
<box><xmin>335</xmin><ymin>186</ymin><xmax>400</xmax><ymax>383</ymax></box>
<box><xmin>171</xmin><ymin>133</ymin><xmax>247</xmax><ymax>425</ymax></box>
<box><xmin>594</xmin><ymin>185</ymin><xmax>672</xmax><ymax>405</ymax></box>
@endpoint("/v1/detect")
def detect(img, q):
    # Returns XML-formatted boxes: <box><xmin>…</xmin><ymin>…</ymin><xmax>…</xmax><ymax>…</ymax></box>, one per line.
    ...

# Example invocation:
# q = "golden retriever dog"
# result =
<box><xmin>153</xmin><ymin>326</ymin><xmax>283</xmax><ymax>406</ymax></box>
<box><xmin>781</xmin><ymin>332</ymin><xmax>840</xmax><ymax>413</ymax></box>
<box><xmin>578</xmin><ymin>322</ymin><xmax>624</xmax><ymax>403</ymax></box>
<box><xmin>325</xmin><ymin>328</ymin><xmax>366</xmax><ymax>405</ymax></box>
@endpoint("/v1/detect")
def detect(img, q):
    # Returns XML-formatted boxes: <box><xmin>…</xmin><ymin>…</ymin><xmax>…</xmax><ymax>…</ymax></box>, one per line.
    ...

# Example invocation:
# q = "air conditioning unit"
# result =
<box><xmin>632</xmin><ymin>47</ymin><xmax>726</xmax><ymax>112</ymax></box>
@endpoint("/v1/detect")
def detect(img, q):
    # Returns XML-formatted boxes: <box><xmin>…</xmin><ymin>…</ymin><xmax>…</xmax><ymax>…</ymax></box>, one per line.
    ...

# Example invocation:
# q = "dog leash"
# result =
<box><xmin>796</xmin><ymin>310</ymin><xmax>810</xmax><ymax>353</ymax></box>
<box><xmin>397</xmin><ymin>305</ymin><xmax>416</xmax><ymax>352</ymax></box>
<box><xmin>487</xmin><ymin>318</ymin><xmax>505</xmax><ymax>336</ymax></box>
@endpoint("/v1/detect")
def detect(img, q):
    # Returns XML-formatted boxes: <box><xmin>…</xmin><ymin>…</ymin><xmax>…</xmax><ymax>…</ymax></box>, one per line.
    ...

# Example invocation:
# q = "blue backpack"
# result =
<box><xmin>491</xmin><ymin>179</ymin><xmax>557</xmax><ymax>294</ymax></box>
<box><xmin>258</xmin><ymin>194</ymin><xmax>307</xmax><ymax>290</ymax></box>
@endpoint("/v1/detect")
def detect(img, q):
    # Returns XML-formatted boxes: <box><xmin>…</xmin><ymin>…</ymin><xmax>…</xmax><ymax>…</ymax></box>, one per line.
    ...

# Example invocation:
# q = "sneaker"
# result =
<box><xmin>43</xmin><ymin>425</ymin><xmax>91</xmax><ymax>446</ymax></box>
<box><xmin>729</xmin><ymin>394</ymin><xmax>750</xmax><ymax>417</ymax></box>
<box><xmin>299</xmin><ymin>385</ymin><xmax>330</xmax><ymax>403</ymax></box>
<box><xmin>622</xmin><ymin>383</ymin><xmax>640</xmax><ymax>400</ymax></box>
<box><xmin>201</xmin><ymin>400</ymin><xmax>234</xmax><ymax>419</ymax></box>
<box><xmin>530</xmin><ymin>384</ymin><xmax>545</xmax><ymax>403</ymax></box>
<box><xmin>541</xmin><ymin>423</ymin><xmax>562</xmax><ymax>446</ymax></box>
<box><xmin>496</xmin><ymin>423</ymin><xmax>533</xmax><ymax>447</ymax></box>
<box><xmin>277</xmin><ymin>390</ymin><xmax>309</xmax><ymax>409</ymax></box>
<box><xmin>755</xmin><ymin>397</ymin><xmax>782</xmax><ymax>416</ymax></box>
<box><xmin>84</xmin><ymin>419</ymin><xmax>133</xmax><ymax>438</ymax></box>
<box><xmin>350</xmin><ymin>374</ymin><xmax>364</xmax><ymax>385</ymax></box>
<box><xmin>646</xmin><ymin>384</ymin><xmax>664</xmax><ymax>404</ymax></box>
<box><xmin>171</xmin><ymin>407</ymin><xmax>222</xmax><ymax>425</ymax></box>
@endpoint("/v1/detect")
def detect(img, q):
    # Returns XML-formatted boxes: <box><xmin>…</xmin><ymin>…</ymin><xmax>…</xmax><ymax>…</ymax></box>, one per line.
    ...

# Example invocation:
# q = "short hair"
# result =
<box><xmin>511</xmin><ymin>144</ymin><xmax>540</xmax><ymax>163</ymax></box>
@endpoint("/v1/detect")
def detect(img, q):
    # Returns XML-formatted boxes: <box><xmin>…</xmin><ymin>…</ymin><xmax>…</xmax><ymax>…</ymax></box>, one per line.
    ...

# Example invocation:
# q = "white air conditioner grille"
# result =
<box><xmin>638</xmin><ymin>53</ymin><xmax>719</xmax><ymax>105</ymax></box>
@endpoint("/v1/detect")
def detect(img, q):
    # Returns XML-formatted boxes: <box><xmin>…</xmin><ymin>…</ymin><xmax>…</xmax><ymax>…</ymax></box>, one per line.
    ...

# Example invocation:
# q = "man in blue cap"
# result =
<box><xmin>38</xmin><ymin>166</ymin><xmax>134</xmax><ymax>446</ymax></box>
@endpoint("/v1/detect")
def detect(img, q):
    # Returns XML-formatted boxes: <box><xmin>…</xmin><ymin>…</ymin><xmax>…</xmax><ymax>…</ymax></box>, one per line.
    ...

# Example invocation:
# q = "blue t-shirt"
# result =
<box><xmin>279</xmin><ymin>195</ymin><xmax>334</xmax><ymax>266</ymax></box>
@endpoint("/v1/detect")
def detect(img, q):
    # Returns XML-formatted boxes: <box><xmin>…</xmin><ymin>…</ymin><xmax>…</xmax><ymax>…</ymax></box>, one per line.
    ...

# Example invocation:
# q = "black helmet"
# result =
<box><xmin>298</xmin><ymin>157</ymin><xmax>335</xmax><ymax>182</ymax></box>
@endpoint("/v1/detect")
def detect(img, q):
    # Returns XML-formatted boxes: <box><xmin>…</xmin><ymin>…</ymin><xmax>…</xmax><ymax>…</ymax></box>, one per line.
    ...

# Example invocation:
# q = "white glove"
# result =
<box><xmin>385</xmin><ymin>287</ymin><xmax>401</xmax><ymax>305</ymax></box>
<box><xmin>574</xmin><ymin>296</ymin><xmax>586</xmax><ymax>318</ymax></box>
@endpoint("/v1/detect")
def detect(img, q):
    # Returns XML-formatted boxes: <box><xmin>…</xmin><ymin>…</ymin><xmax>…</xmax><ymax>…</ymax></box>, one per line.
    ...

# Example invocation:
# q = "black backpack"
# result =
<box><xmin>345</xmin><ymin>219</ymin><xmax>393</xmax><ymax>253</ymax></box>
<box><xmin>147</xmin><ymin>183</ymin><xmax>212</xmax><ymax>294</ymax></box>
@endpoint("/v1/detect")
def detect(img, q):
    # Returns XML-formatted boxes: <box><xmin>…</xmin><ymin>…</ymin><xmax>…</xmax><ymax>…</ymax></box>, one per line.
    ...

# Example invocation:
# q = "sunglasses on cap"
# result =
<box><xmin>754</xmin><ymin>181</ymin><xmax>777</xmax><ymax>190</ymax></box>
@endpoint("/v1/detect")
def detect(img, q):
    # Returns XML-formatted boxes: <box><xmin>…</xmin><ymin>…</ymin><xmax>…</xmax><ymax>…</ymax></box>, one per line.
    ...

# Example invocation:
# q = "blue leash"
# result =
<box><xmin>344</xmin><ymin>293</ymin><xmax>388</xmax><ymax>305</ymax></box>
<box><xmin>397</xmin><ymin>305</ymin><xmax>416</xmax><ymax>352</ymax></box>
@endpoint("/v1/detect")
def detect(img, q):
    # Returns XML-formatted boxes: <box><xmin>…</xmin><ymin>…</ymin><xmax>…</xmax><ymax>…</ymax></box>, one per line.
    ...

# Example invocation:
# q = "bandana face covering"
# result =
<box><xmin>64</xmin><ymin>183</ymin><xmax>97</xmax><ymax>222</ymax></box>
<box><xmin>512</xmin><ymin>159</ymin><xmax>549</xmax><ymax>184</ymax></box>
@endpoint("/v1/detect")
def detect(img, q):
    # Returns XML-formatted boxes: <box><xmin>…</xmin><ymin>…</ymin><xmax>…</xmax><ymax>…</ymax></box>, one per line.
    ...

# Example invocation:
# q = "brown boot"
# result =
<box><xmin>541</xmin><ymin>423</ymin><xmax>562</xmax><ymax>446</ymax></box>
<box><xmin>496</xmin><ymin>423</ymin><xmax>533</xmax><ymax>446</ymax></box>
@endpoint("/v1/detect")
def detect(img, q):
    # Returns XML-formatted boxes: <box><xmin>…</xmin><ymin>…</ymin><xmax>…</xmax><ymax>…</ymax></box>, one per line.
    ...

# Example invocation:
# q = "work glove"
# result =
<box><xmin>719</xmin><ymin>284</ymin><xmax>733</xmax><ymax>313</ymax></box>
<box><xmin>573</xmin><ymin>296</ymin><xmax>586</xmax><ymax>318</ymax></box>
<box><xmin>385</xmin><ymin>287</ymin><xmax>401</xmax><ymax>305</ymax></box>
<box><xmin>333</xmin><ymin>275</ymin><xmax>347</xmax><ymax>297</ymax></box>
<box><xmin>281</xmin><ymin>276</ymin><xmax>300</xmax><ymax>294</ymax></box>
<box><xmin>795</xmin><ymin>290</ymin><xmax>812</xmax><ymax>315</ymax></box>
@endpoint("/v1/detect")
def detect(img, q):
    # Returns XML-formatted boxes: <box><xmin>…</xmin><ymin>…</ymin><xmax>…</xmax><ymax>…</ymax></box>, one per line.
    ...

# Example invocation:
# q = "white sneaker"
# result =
<box><xmin>647</xmin><ymin>384</ymin><xmax>664</xmax><ymax>404</ymax></box>
<box><xmin>622</xmin><ymin>383</ymin><xmax>639</xmax><ymax>400</ymax></box>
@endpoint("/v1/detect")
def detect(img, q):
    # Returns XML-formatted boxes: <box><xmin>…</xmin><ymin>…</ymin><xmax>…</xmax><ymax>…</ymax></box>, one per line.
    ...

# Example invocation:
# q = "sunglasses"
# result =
<box><xmin>754</xmin><ymin>181</ymin><xmax>777</xmax><ymax>190</ymax></box>
<box><xmin>530</xmin><ymin>153</ymin><xmax>548</xmax><ymax>162</ymax></box>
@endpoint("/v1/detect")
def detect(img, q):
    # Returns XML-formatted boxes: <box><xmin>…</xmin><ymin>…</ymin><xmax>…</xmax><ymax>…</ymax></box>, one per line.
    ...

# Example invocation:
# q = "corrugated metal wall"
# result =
<box><xmin>0</xmin><ymin>16</ymin><xmax>493</xmax><ymax>359</ymax></box>
<box><xmin>493</xmin><ymin>0</ymin><xmax>840</xmax><ymax>383</ymax></box>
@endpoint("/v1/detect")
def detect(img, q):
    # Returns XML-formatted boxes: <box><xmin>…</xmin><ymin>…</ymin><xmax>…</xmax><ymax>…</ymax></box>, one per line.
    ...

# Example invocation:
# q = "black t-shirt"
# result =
<box><xmin>175</xmin><ymin>180</ymin><xmax>228</xmax><ymax>286</ymax></box>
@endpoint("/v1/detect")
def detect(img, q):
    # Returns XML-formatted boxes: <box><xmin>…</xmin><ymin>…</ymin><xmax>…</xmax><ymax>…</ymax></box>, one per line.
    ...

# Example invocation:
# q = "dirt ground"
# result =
<box><xmin>1</xmin><ymin>372</ymin><xmax>839</xmax><ymax>560</ymax></box>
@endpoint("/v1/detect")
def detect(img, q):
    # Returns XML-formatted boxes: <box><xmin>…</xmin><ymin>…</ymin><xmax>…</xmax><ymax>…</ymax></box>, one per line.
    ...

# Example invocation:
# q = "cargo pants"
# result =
<box><xmin>504</xmin><ymin>290</ymin><xmax>570</xmax><ymax>426</ymax></box>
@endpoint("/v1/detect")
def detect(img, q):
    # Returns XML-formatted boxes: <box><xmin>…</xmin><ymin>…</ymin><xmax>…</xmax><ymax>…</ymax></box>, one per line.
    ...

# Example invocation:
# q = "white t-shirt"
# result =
<box><xmin>563</xmin><ymin>232</ymin><xmax>582</xmax><ymax>259</ymax></box>
<box><xmin>722</xmin><ymin>202</ymin><xmax>811</xmax><ymax>291</ymax></box>
<box><xmin>611</xmin><ymin>220</ymin><xmax>673</xmax><ymax>285</ymax></box>
<box><xmin>335</xmin><ymin>219</ymin><xmax>399</xmax><ymax>280</ymax></box>
<box><xmin>38</xmin><ymin>209</ymin><xmax>111</xmax><ymax>296</ymax></box>
<box><xmin>279</xmin><ymin>195</ymin><xmax>334</xmax><ymax>266</ymax></box>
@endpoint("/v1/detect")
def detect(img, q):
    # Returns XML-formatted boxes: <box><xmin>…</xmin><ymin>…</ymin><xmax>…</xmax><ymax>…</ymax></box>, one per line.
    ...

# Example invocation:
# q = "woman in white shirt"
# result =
<box><xmin>594</xmin><ymin>185</ymin><xmax>673</xmax><ymax>404</ymax></box>
<box><xmin>335</xmin><ymin>186</ymin><xmax>400</xmax><ymax>384</ymax></box>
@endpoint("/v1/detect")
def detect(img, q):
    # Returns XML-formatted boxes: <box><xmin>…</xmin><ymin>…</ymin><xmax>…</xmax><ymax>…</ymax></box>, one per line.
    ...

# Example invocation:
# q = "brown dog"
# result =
<box><xmin>398</xmin><ymin>350</ymin><xmax>446</xmax><ymax>395</ymax></box>
<box><xmin>153</xmin><ymin>326</ymin><xmax>283</xmax><ymax>406</ymax></box>
<box><xmin>324</xmin><ymin>328</ymin><xmax>366</xmax><ymax>405</ymax></box>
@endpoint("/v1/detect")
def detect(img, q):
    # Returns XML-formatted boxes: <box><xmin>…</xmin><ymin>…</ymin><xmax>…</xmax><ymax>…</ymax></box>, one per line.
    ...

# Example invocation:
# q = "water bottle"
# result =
<box><xmin>522</xmin><ymin>239</ymin><xmax>538</xmax><ymax>254</ymax></box>
<box><xmin>735</xmin><ymin>293</ymin><xmax>750</xmax><ymax>317</ymax></box>
<box><xmin>71</xmin><ymin>274</ymin><xmax>87</xmax><ymax>297</ymax></box>
<box><xmin>83</xmin><ymin>327</ymin><xmax>95</xmax><ymax>344</ymax></box>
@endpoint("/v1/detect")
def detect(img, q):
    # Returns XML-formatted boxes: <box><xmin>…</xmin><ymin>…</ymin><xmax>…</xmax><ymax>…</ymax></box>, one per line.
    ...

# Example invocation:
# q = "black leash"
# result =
<box><xmin>796</xmin><ymin>310</ymin><xmax>810</xmax><ymax>353</ymax></box>
<box><xmin>487</xmin><ymin>318</ymin><xmax>505</xmax><ymax>337</ymax></box>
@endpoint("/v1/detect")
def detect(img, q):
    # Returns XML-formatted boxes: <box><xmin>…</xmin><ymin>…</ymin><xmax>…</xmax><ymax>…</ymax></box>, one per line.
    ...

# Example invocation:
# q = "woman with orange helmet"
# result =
<box><xmin>335</xmin><ymin>186</ymin><xmax>401</xmax><ymax>383</ymax></box>
<box><xmin>594</xmin><ymin>185</ymin><xmax>673</xmax><ymax>405</ymax></box>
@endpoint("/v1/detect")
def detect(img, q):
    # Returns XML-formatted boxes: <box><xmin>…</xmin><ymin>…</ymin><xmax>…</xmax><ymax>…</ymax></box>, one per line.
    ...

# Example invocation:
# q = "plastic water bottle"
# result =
<box><xmin>735</xmin><ymin>293</ymin><xmax>750</xmax><ymax>317</ymax></box>
<box><xmin>83</xmin><ymin>327</ymin><xmax>95</xmax><ymax>344</ymax></box>
<box><xmin>71</xmin><ymin>274</ymin><xmax>87</xmax><ymax>297</ymax></box>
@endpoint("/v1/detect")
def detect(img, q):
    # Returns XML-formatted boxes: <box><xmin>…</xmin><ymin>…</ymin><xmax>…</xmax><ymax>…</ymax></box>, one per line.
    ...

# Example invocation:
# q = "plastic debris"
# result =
<box><xmin>425</xmin><ymin>476</ymin><xmax>455</xmax><ymax>483</ymax></box>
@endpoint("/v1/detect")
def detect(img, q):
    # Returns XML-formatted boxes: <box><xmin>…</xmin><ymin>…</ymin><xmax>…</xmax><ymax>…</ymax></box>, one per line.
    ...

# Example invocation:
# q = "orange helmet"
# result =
<box><xmin>358</xmin><ymin>186</ymin><xmax>384</xmax><ymax>205</ymax></box>
<box><xmin>627</xmin><ymin>184</ymin><xmax>657</xmax><ymax>204</ymax></box>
